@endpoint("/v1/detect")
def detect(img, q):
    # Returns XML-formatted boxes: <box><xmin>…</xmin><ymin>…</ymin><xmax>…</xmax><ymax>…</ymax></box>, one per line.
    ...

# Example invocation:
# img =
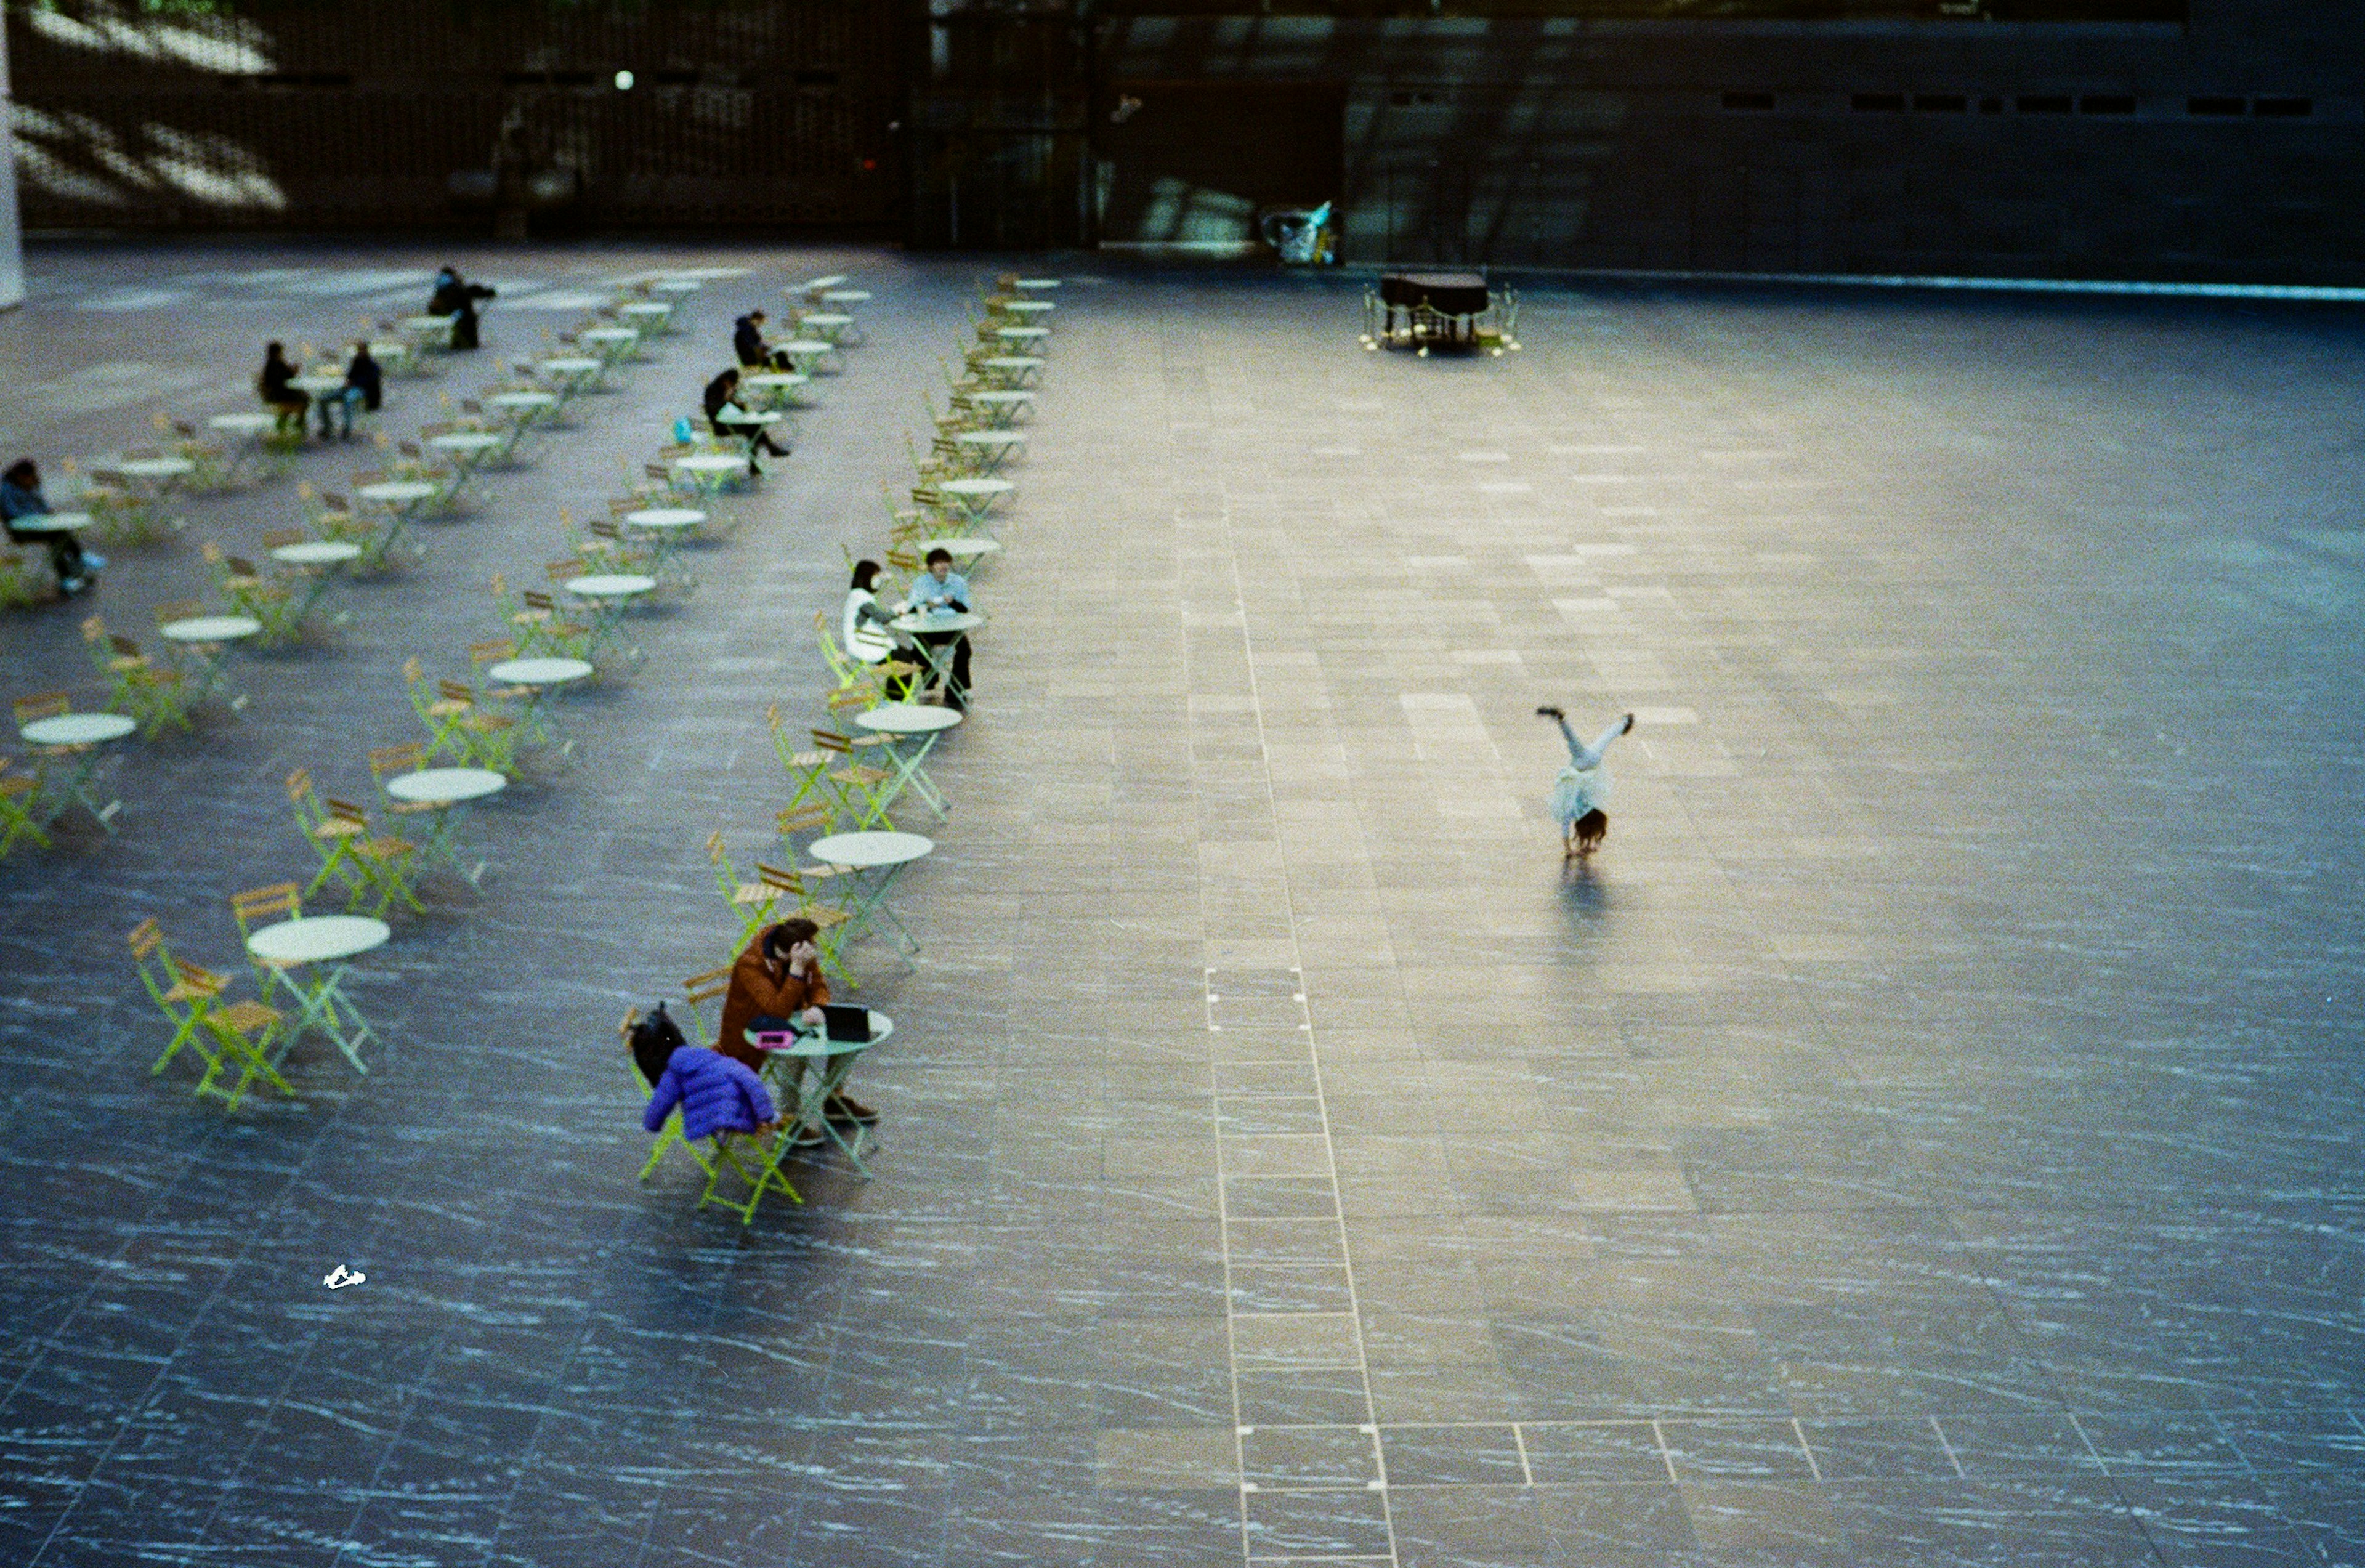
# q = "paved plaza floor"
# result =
<box><xmin>1</xmin><ymin>243</ymin><xmax>2360</xmax><ymax>1567</ymax></box>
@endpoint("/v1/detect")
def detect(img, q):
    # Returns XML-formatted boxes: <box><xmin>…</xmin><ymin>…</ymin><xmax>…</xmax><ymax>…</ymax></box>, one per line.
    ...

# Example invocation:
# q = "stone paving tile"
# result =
<box><xmin>2</xmin><ymin>247</ymin><xmax>2363</xmax><ymax>1567</ymax></box>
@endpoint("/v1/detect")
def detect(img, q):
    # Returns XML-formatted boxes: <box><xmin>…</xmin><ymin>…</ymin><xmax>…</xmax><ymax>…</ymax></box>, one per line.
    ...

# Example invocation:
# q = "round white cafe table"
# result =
<box><xmin>994</xmin><ymin>326</ymin><xmax>1049</xmax><ymax>344</ymax></box>
<box><xmin>488</xmin><ymin>391</ymin><xmax>557</xmax><ymax>411</ymax></box>
<box><xmin>385</xmin><ymin>767</ymin><xmax>507</xmax><ymax>879</ymax></box>
<box><xmin>936</xmin><ymin>478</ymin><xmax>1014</xmax><ymax>514</ymax></box>
<box><xmin>809</xmin><ymin>831</ymin><xmax>933</xmax><ymax>870</ymax></box>
<box><xmin>775</xmin><ymin>339</ymin><xmax>832</xmax><ymax>357</ymax></box>
<box><xmin>565</xmin><ymin>573</ymin><xmax>657</xmax><ymax>602</ymax></box>
<box><xmin>888</xmin><ymin>610</ymin><xmax>983</xmax><ymax>637</ymax></box>
<box><xmin>289</xmin><ymin>374</ymin><xmax>345</xmax><ymax>396</ymax></box>
<box><xmin>956</xmin><ymin>430</ymin><xmax>1025</xmax><ymax>453</ymax></box>
<box><xmin>666</xmin><ymin>267</ymin><xmax>748</xmax><ymax>281</ymax></box>
<box><xmin>715</xmin><ymin>409</ymin><xmax>783</xmax><ymax>428</ymax></box>
<box><xmin>929</xmin><ymin>536</ymin><xmax>1003</xmax><ymax>563</ymax></box>
<box><xmin>672</xmin><ymin>454</ymin><xmax>749</xmax><ymax>480</ymax></box>
<box><xmin>384</xmin><ymin>767</ymin><xmax>507</xmax><ymax>807</ymax></box>
<box><xmin>971</xmin><ymin>391</ymin><xmax>1033</xmax><ymax>408</ymax></box>
<box><xmin>618</xmin><ymin>301</ymin><xmax>673</xmax><ymax>319</ymax></box>
<box><xmin>7</xmin><ymin>511</ymin><xmax>92</xmax><ymax>535</ymax></box>
<box><xmin>269</xmin><ymin>540</ymin><xmax>362</xmax><ymax>568</ymax></box>
<box><xmin>402</xmin><ymin>314</ymin><xmax>457</xmax><ymax>334</ymax></box>
<box><xmin>623</xmin><ymin>507</ymin><xmax>705</xmax><ymax>532</ymax></box>
<box><xmin>801</xmin><ymin>312</ymin><xmax>853</xmax><ymax>332</ymax></box>
<box><xmin>580</xmin><ymin>327</ymin><xmax>637</xmax><ymax>346</ymax></box>
<box><xmin>116</xmin><ymin>457</ymin><xmax>195</xmax><ymax>480</ymax></box>
<box><xmin>247</xmin><ymin>914</ymin><xmax>389</xmax><ymax>967</ymax></box>
<box><xmin>1001</xmin><ymin>299</ymin><xmax>1054</xmax><ymax>316</ymax></box>
<box><xmin>854</xmin><ymin>705</ymin><xmax>962</xmax><ymax>737</ymax></box>
<box><xmin>742</xmin><ymin>373</ymin><xmax>807</xmax><ymax>392</ymax></box>
<box><xmin>820</xmin><ymin>289</ymin><xmax>871</xmax><ymax>306</ymax></box>
<box><xmin>21</xmin><ymin>712</ymin><xmax>136</xmax><ymax>747</ymax></box>
<box><xmin>1013</xmin><ymin>278</ymin><xmax>1062</xmax><ymax>290</ymax></box>
<box><xmin>980</xmin><ymin>357</ymin><xmax>1043</xmax><ymax>372</ymax></box>
<box><xmin>807</xmin><ymin>831</ymin><xmax>932</xmax><ymax>955</ymax></box>
<box><xmin>243</xmin><ymin>913</ymin><xmax>392</xmax><ymax>1073</ymax></box>
<box><xmin>358</xmin><ymin>480</ymin><xmax>437</xmax><ymax>506</ymax></box>
<box><xmin>208</xmin><ymin>413</ymin><xmax>277</xmax><ymax>435</ymax></box>
<box><xmin>651</xmin><ymin>280</ymin><xmax>701</xmax><ymax>296</ymax></box>
<box><xmin>542</xmin><ymin>357</ymin><xmax>602</xmax><ymax>376</ymax></box>
<box><xmin>429</xmin><ymin>432</ymin><xmax>503</xmax><ymax>455</ymax></box>
<box><xmin>158</xmin><ymin>615</ymin><xmax>262</xmax><ymax>645</ymax></box>
<box><xmin>793</xmin><ymin>274</ymin><xmax>848</xmax><ymax>297</ymax></box>
<box><xmin>487</xmin><ymin>657</ymin><xmax>594</xmax><ymax>689</ymax></box>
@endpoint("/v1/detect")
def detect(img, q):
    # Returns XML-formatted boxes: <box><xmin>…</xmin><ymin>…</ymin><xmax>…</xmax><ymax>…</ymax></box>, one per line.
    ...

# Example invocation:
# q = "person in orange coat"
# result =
<box><xmin>717</xmin><ymin>919</ymin><xmax>876</xmax><ymax>1131</ymax></box>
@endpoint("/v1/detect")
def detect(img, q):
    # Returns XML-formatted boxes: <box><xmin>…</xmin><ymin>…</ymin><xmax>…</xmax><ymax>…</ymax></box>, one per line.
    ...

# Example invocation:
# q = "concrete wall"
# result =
<box><xmin>5</xmin><ymin>0</ymin><xmax>901</xmax><ymax>234</ymax></box>
<box><xmin>1096</xmin><ymin>4</ymin><xmax>2365</xmax><ymax>283</ymax></box>
<box><xmin>0</xmin><ymin>14</ymin><xmax>23</xmax><ymax>307</ymax></box>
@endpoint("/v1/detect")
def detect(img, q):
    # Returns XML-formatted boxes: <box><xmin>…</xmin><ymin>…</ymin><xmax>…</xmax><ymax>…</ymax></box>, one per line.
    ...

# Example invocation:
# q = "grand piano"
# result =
<box><xmin>1363</xmin><ymin>271</ymin><xmax>1519</xmax><ymax>355</ymax></box>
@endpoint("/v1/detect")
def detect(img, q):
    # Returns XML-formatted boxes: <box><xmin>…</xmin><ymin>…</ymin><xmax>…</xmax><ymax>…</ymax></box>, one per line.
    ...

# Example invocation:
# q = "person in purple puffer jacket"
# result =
<box><xmin>641</xmin><ymin>1038</ymin><xmax>782</xmax><ymax>1144</ymax></box>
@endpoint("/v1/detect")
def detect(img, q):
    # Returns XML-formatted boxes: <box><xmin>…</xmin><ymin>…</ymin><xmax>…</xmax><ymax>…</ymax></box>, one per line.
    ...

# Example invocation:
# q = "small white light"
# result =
<box><xmin>613</xmin><ymin>70</ymin><xmax>634</xmax><ymax>91</ymax></box>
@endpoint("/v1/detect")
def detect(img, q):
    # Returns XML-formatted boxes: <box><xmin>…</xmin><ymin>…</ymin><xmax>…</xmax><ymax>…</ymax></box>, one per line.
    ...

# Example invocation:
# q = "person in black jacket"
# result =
<box><xmin>320</xmin><ymin>340</ymin><xmax>382</xmax><ymax>440</ymax></box>
<box><xmin>427</xmin><ymin>266</ymin><xmax>496</xmax><ymax>350</ymax></box>
<box><xmin>258</xmin><ymin>341</ymin><xmax>309</xmax><ymax>435</ymax></box>
<box><xmin>702</xmin><ymin>367</ymin><xmax>789</xmax><ymax>464</ymax></box>
<box><xmin>2</xmin><ymin>459</ymin><xmax>103</xmax><ymax>593</ymax></box>
<box><xmin>733</xmin><ymin>310</ymin><xmax>788</xmax><ymax>370</ymax></box>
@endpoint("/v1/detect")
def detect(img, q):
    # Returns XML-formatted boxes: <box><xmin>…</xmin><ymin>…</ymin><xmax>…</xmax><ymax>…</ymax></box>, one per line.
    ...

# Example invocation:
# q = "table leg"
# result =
<box><xmin>270</xmin><ymin>962</ymin><xmax>375</xmax><ymax>1072</ymax></box>
<box><xmin>838</xmin><ymin>864</ymin><xmax>918</xmax><ymax>956</ymax></box>
<box><xmin>880</xmin><ymin>733</ymin><xmax>948</xmax><ymax>817</ymax></box>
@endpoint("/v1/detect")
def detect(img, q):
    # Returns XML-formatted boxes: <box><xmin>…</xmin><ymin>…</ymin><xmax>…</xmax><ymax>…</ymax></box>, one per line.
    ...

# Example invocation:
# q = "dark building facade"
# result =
<box><xmin>8</xmin><ymin>0</ymin><xmax>2359</xmax><ymax>283</ymax></box>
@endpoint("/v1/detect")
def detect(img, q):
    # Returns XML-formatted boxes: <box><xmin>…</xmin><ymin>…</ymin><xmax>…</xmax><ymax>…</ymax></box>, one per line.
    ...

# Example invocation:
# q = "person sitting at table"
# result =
<box><xmin>701</xmin><ymin>366</ymin><xmax>790</xmax><ymax>466</ymax></box>
<box><xmin>844</xmin><ymin>559</ymin><xmax>919</xmax><ymax>700</ymax></box>
<box><xmin>639</xmin><ymin>1029</ymin><xmax>783</xmax><ymax>1147</ymax></box>
<box><xmin>427</xmin><ymin>265</ymin><xmax>496</xmax><ymax>350</ymax></box>
<box><xmin>733</xmin><ymin>309</ymin><xmax>789</xmax><ymax>371</ymax></box>
<box><xmin>718</xmin><ymin>918</ymin><xmax>876</xmax><ymax>1131</ymax></box>
<box><xmin>258</xmin><ymin>341</ymin><xmax>309</xmax><ymax>437</ymax></box>
<box><xmin>320</xmin><ymin>340</ymin><xmax>382</xmax><ymax>440</ymax></box>
<box><xmin>900</xmin><ymin>546</ymin><xmax>974</xmax><ymax>712</ymax></box>
<box><xmin>2</xmin><ymin>458</ymin><xmax>103</xmax><ymax>595</ymax></box>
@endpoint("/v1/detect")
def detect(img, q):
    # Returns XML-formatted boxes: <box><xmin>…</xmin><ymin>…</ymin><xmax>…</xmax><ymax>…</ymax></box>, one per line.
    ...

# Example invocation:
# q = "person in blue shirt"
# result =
<box><xmin>320</xmin><ymin>341</ymin><xmax>381</xmax><ymax>440</ymax></box>
<box><xmin>2</xmin><ymin>458</ymin><xmax>103</xmax><ymax>595</ymax></box>
<box><xmin>901</xmin><ymin>546</ymin><xmax>972</xmax><ymax>710</ymax></box>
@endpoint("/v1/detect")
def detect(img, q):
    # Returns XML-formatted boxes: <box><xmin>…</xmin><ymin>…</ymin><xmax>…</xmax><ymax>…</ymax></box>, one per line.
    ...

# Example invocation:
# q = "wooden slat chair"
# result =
<box><xmin>622</xmin><ymin>1005</ymin><xmax>716</xmax><ymax>1183</ymax></box>
<box><xmin>129</xmin><ymin>918</ymin><xmax>222</xmax><ymax>1078</ymax></box>
<box><xmin>0</xmin><ymin>759</ymin><xmax>49</xmax><ymax>857</ymax></box>
<box><xmin>286</xmin><ymin>767</ymin><xmax>366</xmax><ymax>903</ymax></box>
<box><xmin>334</xmin><ymin>799</ymin><xmax>423</xmax><ymax>918</ymax></box>
<box><xmin>670</xmin><ymin>972</ymin><xmax>802</xmax><ymax>1224</ymax></box>
<box><xmin>228</xmin><ymin>881</ymin><xmax>303</xmax><ymax>1000</ymax></box>
<box><xmin>811</xmin><ymin>729</ymin><xmax>892</xmax><ymax>828</ymax></box>
<box><xmin>402</xmin><ymin>657</ymin><xmax>469</xmax><ymax>764</ymax></box>
<box><xmin>366</xmin><ymin>742</ymin><xmax>439</xmax><ymax>823</ymax></box>
<box><xmin>706</xmin><ymin>832</ymin><xmax>785</xmax><ymax>952</ymax></box>
<box><xmin>131</xmin><ymin>924</ymin><xmax>291</xmax><ymax>1110</ymax></box>
<box><xmin>765</xmin><ymin>702</ymin><xmax>839</xmax><ymax>819</ymax></box>
<box><xmin>0</xmin><ymin>547</ymin><xmax>49</xmax><ymax>609</ymax></box>
<box><xmin>440</xmin><ymin>673</ymin><xmax>522</xmax><ymax>775</ymax></box>
<box><xmin>81</xmin><ymin>616</ymin><xmax>190</xmax><ymax>737</ymax></box>
<box><xmin>190</xmin><ymin>985</ymin><xmax>294</xmax><ymax>1112</ymax></box>
<box><xmin>201</xmin><ymin>543</ymin><xmax>299</xmax><ymax>644</ymax></box>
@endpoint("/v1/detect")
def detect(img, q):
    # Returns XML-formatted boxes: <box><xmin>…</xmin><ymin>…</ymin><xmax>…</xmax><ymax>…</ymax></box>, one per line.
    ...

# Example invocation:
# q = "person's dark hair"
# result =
<box><xmin>3</xmin><ymin>459</ymin><xmax>36</xmax><ymax>488</ymax></box>
<box><xmin>850</xmin><ymin>559</ymin><xmax>881</xmax><ymax>592</ymax></box>
<box><xmin>924</xmin><ymin>546</ymin><xmax>951</xmax><ymax>568</ymax></box>
<box><xmin>748</xmin><ymin>309</ymin><xmax>765</xmax><ymax>322</ymax></box>
<box><xmin>266</xmin><ymin>341</ymin><xmax>286</xmax><ymax>357</ymax></box>
<box><xmin>716</xmin><ymin>366</ymin><xmax>740</xmax><ymax>384</ymax></box>
<box><xmin>763</xmin><ymin>918</ymin><xmax>819</xmax><ymax>959</ymax></box>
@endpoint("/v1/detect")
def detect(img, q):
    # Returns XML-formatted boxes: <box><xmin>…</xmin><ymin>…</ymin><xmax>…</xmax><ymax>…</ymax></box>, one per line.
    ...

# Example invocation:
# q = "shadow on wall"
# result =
<box><xmin>12</xmin><ymin>2</ymin><xmax>288</xmax><ymax>219</ymax></box>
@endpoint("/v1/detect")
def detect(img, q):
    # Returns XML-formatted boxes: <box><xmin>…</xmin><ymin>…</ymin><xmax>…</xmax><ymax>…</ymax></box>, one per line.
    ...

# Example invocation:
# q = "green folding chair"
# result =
<box><xmin>0</xmin><ymin>761</ymin><xmax>51</xmax><ymax>857</ymax></box>
<box><xmin>129</xmin><ymin>918</ymin><xmax>222</xmax><ymax>1078</ymax></box>
<box><xmin>623</xmin><ymin>1006</ymin><xmax>717</xmax><ymax>1184</ymax></box>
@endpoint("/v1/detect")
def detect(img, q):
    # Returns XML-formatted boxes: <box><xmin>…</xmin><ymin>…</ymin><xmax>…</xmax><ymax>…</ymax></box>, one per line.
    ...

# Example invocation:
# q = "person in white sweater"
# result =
<box><xmin>1537</xmin><ymin>707</ymin><xmax>1634</xmax><ymax>859</ymax></box>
